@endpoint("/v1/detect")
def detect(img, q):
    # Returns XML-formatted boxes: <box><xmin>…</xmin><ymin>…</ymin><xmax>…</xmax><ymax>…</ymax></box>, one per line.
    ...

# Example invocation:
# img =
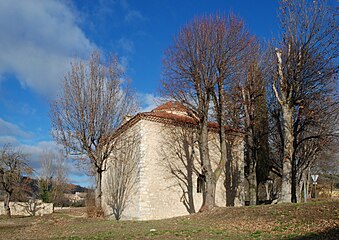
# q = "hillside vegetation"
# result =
<box><xmin>0</xmin><ymin>200</ymin><xmax>338</xmax><ymax>239</ymax></box>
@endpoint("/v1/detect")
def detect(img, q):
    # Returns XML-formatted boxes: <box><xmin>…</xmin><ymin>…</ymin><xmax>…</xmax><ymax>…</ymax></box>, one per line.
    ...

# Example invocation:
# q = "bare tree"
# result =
<box><xmin>220</xmin><ymin>84</ymin><xmax>247</xmax><ymax>206</ymax></box>
<box><xmin>272</xmin><ymin>0</ymin><xmax>338</xmax><ymax>203</ymax></box>
<box><xmin>241</xmin><ymin>57</ymin><xmax>270</xmax><ymax>205</ymax></box>
<box><xmin>51</xmin><ymin>51</ymin><xmax>138</xmax><ymax>209</ymax></box>
<box><xmin>39</xmin><ymin>150</ymin><xmax>54</xmax><ymax>202</ymax></box>
<box><xmin>39</xmin><ymin>150</ymin><xmax>68</xmax><ymax>205</ymax></box>
<box><xmin>162</xmin><ymin>14</ymin><xmax>252</xmax><ymax>210</ymax></box>
<box><xmin>162</xmin><ymin>16</ymin><xmax>214</xmax><ymax>211</ymax></box>
<box><xmin>105</xmin><ymin>131</ymin><xmax>139</xmax><ymax>220</ymax></box>
<box><xmin>0</xmin><ymin>144</ymin><xmax>32</xmax><ymax>217</ymax></box>
<box><xmin>209</xmin><ymin>15</ymin><xmax>253</xmax><ymax>207</ymax></box>
<box><xmin>53</xmin><ymin>152</ymin><xmax>69</xmax><ymax>206</ymax></box>
<box><xmin>40</xmin><ymin>150</ymin><xmax>54</xmax><ymax>182</ymax></box>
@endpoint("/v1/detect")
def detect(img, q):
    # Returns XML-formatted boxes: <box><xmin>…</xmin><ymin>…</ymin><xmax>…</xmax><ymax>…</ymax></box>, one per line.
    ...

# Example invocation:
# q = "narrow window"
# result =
<box><xmin>197</xmin><ymin>174</ymin><xmax>205</xmax><ymax>193</ymax></box>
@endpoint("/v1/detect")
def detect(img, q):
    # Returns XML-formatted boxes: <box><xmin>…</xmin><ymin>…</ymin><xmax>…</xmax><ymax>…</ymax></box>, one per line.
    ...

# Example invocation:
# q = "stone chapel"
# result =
<box><xmin>101</xmin><ymin>102</ymin><xmax>244</xmax><ymax>220</ymax></box>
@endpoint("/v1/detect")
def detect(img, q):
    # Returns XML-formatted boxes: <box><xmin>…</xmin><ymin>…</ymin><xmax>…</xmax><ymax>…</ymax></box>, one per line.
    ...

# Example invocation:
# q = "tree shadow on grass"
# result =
<box><xmin>291</xmin><ymin>227</ymin><xmax>339</xmax><ymax>240</ymax></box>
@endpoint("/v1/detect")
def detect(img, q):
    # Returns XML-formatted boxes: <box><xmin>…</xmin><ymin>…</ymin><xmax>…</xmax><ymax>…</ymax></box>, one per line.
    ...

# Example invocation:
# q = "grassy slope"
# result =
<box><xmin>0</xmin><ymin>200</ymin><xmax>338</xmax><ymax>240</ymax></box>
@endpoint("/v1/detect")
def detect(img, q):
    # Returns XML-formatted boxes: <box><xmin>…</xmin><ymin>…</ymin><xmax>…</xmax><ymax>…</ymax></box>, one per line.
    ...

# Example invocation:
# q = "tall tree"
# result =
<box><xmin>39</xmin><ymin>150</ymin><xmax>68</xmax><ymax>205</ymax></box>
<box><xmin>241</xmin><ymin>57</ymin><xmax>270</xmax><ymax>205</ymax></box>
<box><xmin>162</xmin><ymin>14</ymin><xmax>252</xmax><ymax>210</ymax></box>
<box><xmin>272</xmin><ymin>0</ymin><xmax>338</xmax><ymax>203</ymax></box>
<box><xmin>162</xmin><ymin>16</ymin><xmax>214</xmax><ymax>211</ymax></box>
<box><xmin>0</xmin><ymin>144</ymin><xmax>32</xmax><ymax>217</ymax></box>
<box><xmin>51</xmin><ymin>51</ymin><xmax>138</xmax><ymax>209</ymax></box>
<box><xmin>209</xmin><ymin>15</ymin><xmax>253</xmax><ymax>207</ymax></box>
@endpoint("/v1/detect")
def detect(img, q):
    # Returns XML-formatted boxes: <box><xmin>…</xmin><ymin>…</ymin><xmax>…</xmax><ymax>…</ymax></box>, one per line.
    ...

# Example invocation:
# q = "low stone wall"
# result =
<box><xmin>0</xmin><ymin>200</ymin><xmax>54</xmax><ymax>216</ymax></box>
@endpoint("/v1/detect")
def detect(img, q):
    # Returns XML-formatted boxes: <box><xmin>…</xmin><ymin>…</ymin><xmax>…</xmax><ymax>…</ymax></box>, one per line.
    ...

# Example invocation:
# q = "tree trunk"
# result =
<box><xmin>264</xmin><ymin>181</ymin><xmax>270</xmax><ymax>201</ymax></box>
<box><xmin>303</xmin><ymin>180</ymin><xmax>307</xmax><ymax>202</ymax></box>
<box><xmin>95</xmin><ymin>170</ymin><xmax>103</xmax><ymax>209</ymax></box>
<box><xmin>4</xmin><ymin>192</ymin><xmax>11</xmax><ymax>217</ymax></box>
<box><xmin>297</xmin><ymin>177</ymin><xmax>303</xmax><ymax>203</ymax></box>
<box><xmin>199</xmin><ymin>120</ymin><xmax>215</xmax><ymax>211</ymax></box>
<box><xmin>202</xmin><ymin>176</ymin><xmax>216</xmax><ymax>210</ymax></box>
<box><xmin>214</xmin><ymin>122</ymin><xmax>227</xmax><ymax>181</ymax></box>
<box><xmin>246</xmin><ymin>128</ymin><xmax>257</xmax><ymax>205</ymax></box>
<box><xmin>186</xmin><ymin>152</ymin><xmax>195</xmax><ymax>213</ymax></box>
<box><xmin>225</xmin><ymin>141</ymin><xmax>234</xmax><ymax>206</ymax></box>
<box><xmin>291</xmin><ymin>162</ymin><xmax>297</xmax><ymax>203</ymax></box>
<box><xmin>242</xmin><ymin>87</ymin><xmax>257</xmax><ymax>206</ymax></box>
<box><xmin>233</xmin><ymin>140</ymin><xmax>245</xmax><ymax>207</ymax></box>
<box><xmin>211</xmin><ymin>81</ymin><xmax>228</xmax><ymax>205</ymax></box>
<box><xmin>213</xmin><ymin>111</ymin><xmax>228</xmax><ymax>205</ymax></box>
<box><xmin>248</xmin><ymin>164</ymin><xmax>257</xmax><ymax>205</ymax></box>
<box><xmin>279</xmin><ymin>105</ymin><xmax>293</xmax><ymax>203</ymax></box>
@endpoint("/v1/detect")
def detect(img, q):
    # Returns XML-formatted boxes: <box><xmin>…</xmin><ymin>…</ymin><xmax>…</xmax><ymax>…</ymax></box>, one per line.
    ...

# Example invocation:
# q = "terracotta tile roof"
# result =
<box><xmin>152</xmin><ymin>101</ymin><xmax>189</xmax><ymax>112</ymax></box>
<box><xmin>140</xmin><ymin>111</ymin><xmax>198</xmax><ymax>126</ymax></box>
<box><xmin>113</xmin><ymin>102</ymin><xmax>241</xmax><ymax>138</ymax></box>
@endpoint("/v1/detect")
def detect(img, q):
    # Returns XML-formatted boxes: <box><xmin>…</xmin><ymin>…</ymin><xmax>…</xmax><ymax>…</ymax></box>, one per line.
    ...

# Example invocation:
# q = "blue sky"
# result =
<box><xmin>0</xmin><ymin>0</ymin><xmax>334</xmax><ymax>187</ymax></box>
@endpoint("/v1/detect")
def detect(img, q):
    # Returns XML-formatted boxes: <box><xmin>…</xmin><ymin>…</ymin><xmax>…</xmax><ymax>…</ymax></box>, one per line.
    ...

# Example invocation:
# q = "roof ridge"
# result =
<box><xmin>152</xmin><ymin>101</ymin><xmax>188</xmax><ymax>113</ymax></box>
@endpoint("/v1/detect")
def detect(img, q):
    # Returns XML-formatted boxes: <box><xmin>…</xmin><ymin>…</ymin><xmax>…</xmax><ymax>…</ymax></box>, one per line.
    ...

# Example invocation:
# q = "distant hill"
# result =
<box><xmin>65</xmin><ymin>183</ymin><xmax>89</xmax><ymax>194</ymax></box>
<box><xmin>21</xmin><ymin>176</ymin><xmax>89</xmax><ymax>195</ymax></box>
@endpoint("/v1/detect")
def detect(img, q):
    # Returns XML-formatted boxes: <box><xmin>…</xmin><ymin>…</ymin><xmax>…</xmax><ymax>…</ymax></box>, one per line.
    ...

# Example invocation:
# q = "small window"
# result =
<box><xmin>197</xmin><ymin>174</ymin><xmax>205</xmax><ymax>193</ymax></box>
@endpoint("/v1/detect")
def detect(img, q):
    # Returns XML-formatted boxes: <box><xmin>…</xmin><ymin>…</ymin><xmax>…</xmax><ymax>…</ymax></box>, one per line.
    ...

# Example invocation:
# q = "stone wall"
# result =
<box><xmin>0</xmin><ymin>200</ymin><xmax>54</xmax><ymax>216</ymax></box>
<box><xmin>101</xmin><ymin>118</ymin><xmax>244</xmax><ymax>220</ymax></box>
<box><xmin>136</xmin><ymin>119</ymin><xmax>201</xmax><ymax>220</ymax></box>
<box><xmin>101</xmin><ymin>122</ymin><xmax>141</xmax><ymax>220</ymax></box>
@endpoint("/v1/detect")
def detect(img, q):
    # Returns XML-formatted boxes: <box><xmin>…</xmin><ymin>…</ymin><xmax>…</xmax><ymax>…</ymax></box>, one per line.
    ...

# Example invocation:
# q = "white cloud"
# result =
<box><xmin>0</xmin><ymin>136</ymin><xmax>17</xmax><ymax>145</ymax></box>
<box><xmin>0</xmin><ymin>0</ymin><xmax>95</xmax><ymax>96</ymax></box>
<box><xmin>0</xmin><ymin>119</ymin><xmax>87</xmax><ymax>183</ymax></box>
<box><xmin>19</xmin><ymin>141</ymin><xmax>60</xmax><ymax>167</ymax></box>
<box><xmin>18</xmin><ymin>140</ymin><xmax>90</xmax><ymax>185</ymax></box>
<box><xmin>118</xmin><ymin>0</ymin><xmax>146</xmax><ymax>23</ymax></box>
<box><xmin>138</xmin><ymin>93</ymin><xmax>164</xmax><ymax>112</ymax></box>
<box><xmin>124</xmin><ymin>10</ymin><xmax>146</xmax><ymax>23</ymax></box>
<box><xmin>117</xmin><ymin>37</ymin><xmax>135</xmax><ymax>54</ymax></box>
<box><xmin>115</xmin><ymin>37</ymin><xmax>135</xmax><ymax>71</ymax></box>
<box><xmin>0</xmin><ymin>118</ymin><xmax>33</xmax><ymax>139</ymax></box>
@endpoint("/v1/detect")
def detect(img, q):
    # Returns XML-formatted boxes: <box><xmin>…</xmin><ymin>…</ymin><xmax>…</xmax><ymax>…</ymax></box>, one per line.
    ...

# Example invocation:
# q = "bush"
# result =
<box><xmin>85</xmin><ymin>191</ymin><xmax>104</xmax><ymax>218</ymax></box>
<box><xmin>71</xmin><ymin>200</ymin><xmax>85</xmax><ymax>207</ymax></box>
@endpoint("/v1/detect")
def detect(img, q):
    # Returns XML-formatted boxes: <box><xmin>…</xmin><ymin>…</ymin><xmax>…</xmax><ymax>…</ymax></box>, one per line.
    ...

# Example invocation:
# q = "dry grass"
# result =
<box><xmin>0</xmin><ymin>199</ymin><xmax>338</xmax><ymax>239</ymax></box>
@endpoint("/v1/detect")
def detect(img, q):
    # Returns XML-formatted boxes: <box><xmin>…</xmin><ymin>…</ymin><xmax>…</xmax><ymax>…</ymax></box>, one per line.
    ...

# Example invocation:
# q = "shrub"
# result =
<box><xmin>85</xmin><ymin>191</ymin><xmax>104</xmax><ymax>218</ymax></box>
